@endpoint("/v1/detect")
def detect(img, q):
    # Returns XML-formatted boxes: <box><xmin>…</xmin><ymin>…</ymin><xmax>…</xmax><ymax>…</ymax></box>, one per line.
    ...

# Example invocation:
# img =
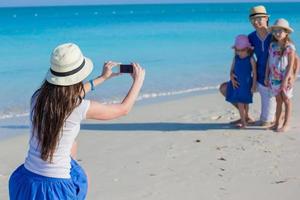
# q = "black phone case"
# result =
<box><xmin>120</xmin><ymin>64</ymin><xmax>133</xmax><ymax>73</ymax></box>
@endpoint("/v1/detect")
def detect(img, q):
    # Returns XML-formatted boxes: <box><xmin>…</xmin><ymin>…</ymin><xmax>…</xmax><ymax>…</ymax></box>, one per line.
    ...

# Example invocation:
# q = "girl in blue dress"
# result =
<box><xmin>226</xmin><ymin>35</ymin><xmax>257</xmax><ymax>128</ymax></box>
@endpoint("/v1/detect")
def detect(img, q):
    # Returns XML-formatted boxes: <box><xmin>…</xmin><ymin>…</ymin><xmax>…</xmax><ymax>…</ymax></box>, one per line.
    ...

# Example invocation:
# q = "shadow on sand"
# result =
<box><xmin>1</xmin><ymin>122</ymin><xmax>265</xmax><ymax>132</ymax></box>
<box><xmin>80</xmin><ymin>122</ymin><xmax>233</xmax><ymax>131</ymax></box>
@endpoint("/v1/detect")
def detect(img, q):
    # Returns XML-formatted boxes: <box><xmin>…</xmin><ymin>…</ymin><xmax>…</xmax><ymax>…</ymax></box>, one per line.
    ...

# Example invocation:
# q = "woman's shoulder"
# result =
<box><xmin>78</xmin><ymin>99</ymin><xmax>90</xmax><ymax>111</ymax></box>
<box><xmin>248</xmin><ymin>31</ymin><xmax>256</xmax><ymax>38</ymax></box>
<box><xmin>248</xmin><ymin>31</ymin><xmax>257</xmax><ymax>43</ymax></box>
<box><xmin>70</xmin><ymin>99</ymin><xmax>91</xmax><ymax>121</ymax></box>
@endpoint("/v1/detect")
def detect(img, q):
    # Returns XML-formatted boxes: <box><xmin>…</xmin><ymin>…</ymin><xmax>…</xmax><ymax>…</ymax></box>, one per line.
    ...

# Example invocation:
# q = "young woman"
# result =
<box><xmin>9</xmin><ymin>43</ymin><xmax>145</xmax><ymax>199</ymax></box>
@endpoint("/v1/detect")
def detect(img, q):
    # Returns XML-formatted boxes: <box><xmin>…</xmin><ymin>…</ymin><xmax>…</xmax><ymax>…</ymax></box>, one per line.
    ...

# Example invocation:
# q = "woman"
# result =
<box><xmin>9</xmin><ymin>43</ymin><xmax>145</xmax><ymax>199</ymax></box>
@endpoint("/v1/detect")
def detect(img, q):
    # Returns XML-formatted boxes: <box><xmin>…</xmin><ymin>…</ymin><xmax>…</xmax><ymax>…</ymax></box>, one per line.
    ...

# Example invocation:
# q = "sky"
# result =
<box><xmin>0</xmin><ymin>0</ymin><xmax>299</xmax><ymax>7</ymax></box>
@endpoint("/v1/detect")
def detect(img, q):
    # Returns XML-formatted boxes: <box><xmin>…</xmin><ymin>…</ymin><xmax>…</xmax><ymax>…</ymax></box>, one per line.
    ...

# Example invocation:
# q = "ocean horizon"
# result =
<box><xmin>0</xmin><ymin>2</ymin><xmax>299</xmax><ymax>134</ymax></box>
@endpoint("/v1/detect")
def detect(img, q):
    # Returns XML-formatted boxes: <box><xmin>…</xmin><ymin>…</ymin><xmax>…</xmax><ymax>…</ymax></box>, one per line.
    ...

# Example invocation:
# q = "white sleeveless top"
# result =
<box><xmin>24</xmin><ymin>99</ymin><xmax>90</xmax><ymax>178</ymax></box>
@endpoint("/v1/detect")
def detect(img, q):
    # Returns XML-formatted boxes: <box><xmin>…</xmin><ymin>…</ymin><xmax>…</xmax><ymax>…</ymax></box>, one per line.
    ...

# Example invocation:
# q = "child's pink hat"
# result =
<box><xmin>232</xmin><ymin>35</ymin><xmax>254</xmax><ymax>49</ymax></box>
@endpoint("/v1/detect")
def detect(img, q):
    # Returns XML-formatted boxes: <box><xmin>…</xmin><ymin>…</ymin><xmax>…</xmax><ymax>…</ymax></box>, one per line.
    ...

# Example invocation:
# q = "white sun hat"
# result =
<box><xmin>270</xmin><ymin>18</ymin><xmax>294</xmax><ymax>33</ymax></box>
<box><xmin>46</xmin><ymin>43</ymin><xmax>93</xmax><ymax>86</ymax></box>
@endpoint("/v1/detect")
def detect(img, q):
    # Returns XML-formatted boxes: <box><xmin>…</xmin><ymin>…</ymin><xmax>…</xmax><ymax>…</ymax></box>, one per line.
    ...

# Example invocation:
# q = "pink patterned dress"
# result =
<box><xmin>268</xmin><ymin>42</ymin><xmax>296</xmax><ymax>98</ymax></box>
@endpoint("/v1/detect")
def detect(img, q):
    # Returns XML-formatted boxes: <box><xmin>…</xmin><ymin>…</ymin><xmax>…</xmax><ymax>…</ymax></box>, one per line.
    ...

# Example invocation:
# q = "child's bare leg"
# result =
<box><xmin>245</xmin><ymin>104</ymin><xmax>255</xmax><ymax>124</ymax></box>
<box><xmin>237</xmin><ymin>103</ymin><xmax>246</xmax><ymax>128</ymax></box>
<box><xmin>219</xmin><ymin>82</ymin><xmax>242</xmax><ymax>123</ymax></box>
<box><xmin>277</xmin><ymin>94</ymin><xmax>292</xmax><ymax>132</ymax></box>
<box><xmin>245</xmin><ymin>104</ymin><xmax>249</xmax><ymax>120</ymax></box>
<box><xmin>272</xmin><ymin>94</ymin><xmax>283</xmax><ymax>130</ymax></box>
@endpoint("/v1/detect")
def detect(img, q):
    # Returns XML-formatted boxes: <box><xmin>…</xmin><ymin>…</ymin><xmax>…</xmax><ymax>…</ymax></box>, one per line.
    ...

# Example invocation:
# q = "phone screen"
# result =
<box><xmin>120</xmin><ymin>64</ymin><xmax>133</xmax><ymax>73</ymax></box>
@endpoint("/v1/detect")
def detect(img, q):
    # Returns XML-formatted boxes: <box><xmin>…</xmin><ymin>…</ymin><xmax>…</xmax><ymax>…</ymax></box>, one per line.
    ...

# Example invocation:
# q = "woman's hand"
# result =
<box><xmin>287</xmin><ymin>76</ymin><xmax>295</xmax><ymax>90</ymax></box>
<box><xmin>264</xmin><ymin>78</ymin><xmax>269</xmax><ymax>87</ymax></box>
<box><xmin>131</xmin><ymin>63</ymin><xmax>145</xmax><ymax>85</ymax></box>
<box><xmin>251</xmin><ymin>85</ymin><xmax>256</xmax><ymax>94</ymax></box>
<box><xmin>230</xmin><ymin>73</ymin><xmax>239</xmax><ymax>89</ymax></box>
<box><xmin>101</xmin><ymin>61</ymin><xmax>121</xmax><ymax>80</ymax></box>
<box><xmin>282</xmin><ymin>76</ymin><xmax>292</xmax><ymax>91</ymax></box>
<box><xmin>281</xmin><ymin>78</ymin><xmax>289</xmax><ymax>91</ymax></box>
<box><xmin>86</xmin><ymin>63</ymin><xmax>145</xmax><ymax>121</ymax></box>
<box><xmin>83</xmin><ymin>61</ymin><xmax>120</xmax><ymax>95</ymax></box>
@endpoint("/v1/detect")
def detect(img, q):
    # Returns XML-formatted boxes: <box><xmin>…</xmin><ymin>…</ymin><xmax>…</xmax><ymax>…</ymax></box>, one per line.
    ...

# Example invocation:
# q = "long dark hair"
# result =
<box><xmin>31</xmin><ymin>81</ymin><xmax>85</xmax><ymax>162</ymax></box>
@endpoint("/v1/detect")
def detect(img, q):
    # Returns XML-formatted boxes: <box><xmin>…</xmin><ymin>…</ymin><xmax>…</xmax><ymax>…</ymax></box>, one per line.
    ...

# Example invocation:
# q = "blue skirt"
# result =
<box><xmin>9</xmin><ymin>158</ymin><xmax>88</xmax><ymax>200</ymax></box>
<box><xmin>226</xmin><ymin>80</ymin><xmax>253</xmax><ymax>104</ymax></box>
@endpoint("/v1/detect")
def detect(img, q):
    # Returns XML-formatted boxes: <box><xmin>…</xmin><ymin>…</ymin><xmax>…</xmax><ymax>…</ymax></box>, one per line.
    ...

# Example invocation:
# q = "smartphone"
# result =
<box><xmin>119</xmin><ymin>64</ymin><xmax>133</xmax><ymax>73</ymax></box>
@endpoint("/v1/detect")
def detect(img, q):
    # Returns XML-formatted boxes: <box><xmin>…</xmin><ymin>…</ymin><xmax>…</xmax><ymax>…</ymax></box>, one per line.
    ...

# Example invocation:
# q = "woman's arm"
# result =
<box><xmin>250</xmin><ymin>57</ymin><xmax>257</xmax><ymax>93</ymax></box>
<box><xmin>86</xmin><ymin>63</ymin><xmax>145</xmax><ymax>120</ymax></box>
<box><xmin>283</xmin><ymin>49</ymin><xmax>295</xmax><ymax>89</ymax></box>
<box><xmin>291</xmin><ymin>54</ymin><xmax>300</xmax><ymax>83</ymax></box>
<box><xmin>230</xmin><ymin>57</ymin><xmax>239</xmax><ymax>89</ymax></box>
<box><xmin>294</xmin><ymin>55</ymin><xmax>300</xmax><ymax>78</ymax></box>
<box><xmin>82</xmin><ymin>61</ymin><xmax>121</xmax><ymax>95</ymax></box>
<box><xmin>264</xmin><ymin>58</ymin><xmax>270</xmax><ymax>86</ymax></box>
<box><xmin>84</xmin><ymin>76</ymin><xmax>106</xmax><ymax>94</ymax></box>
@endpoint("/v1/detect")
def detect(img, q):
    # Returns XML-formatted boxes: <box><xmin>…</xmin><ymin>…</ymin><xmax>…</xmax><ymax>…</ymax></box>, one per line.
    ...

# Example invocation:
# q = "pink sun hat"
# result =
<box><xmin>232</xmin><ymin>34</ymin><xmax>254</xmax><ymax>50</ymax></box>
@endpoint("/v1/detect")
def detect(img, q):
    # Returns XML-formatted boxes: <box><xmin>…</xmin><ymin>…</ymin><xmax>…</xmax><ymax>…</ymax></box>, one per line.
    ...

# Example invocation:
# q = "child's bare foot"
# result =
<box><xmin>268</xmin><ymin>123</ymin><xmax>279</xmax><ymax>131</ymax></box>
<box><xmin>235</xmin><ymin>123</ymin><xmax>246</xmax><ymax>129</ymax></box>
<box><xmin>230</xmin><ymin>117</ymin><xmax>254</xmax><ymax>125</ymax></box>
<box><xmin>276</xmin><ymin>125</ymin><xmax>290</xmax><ymax>132</ymax></box>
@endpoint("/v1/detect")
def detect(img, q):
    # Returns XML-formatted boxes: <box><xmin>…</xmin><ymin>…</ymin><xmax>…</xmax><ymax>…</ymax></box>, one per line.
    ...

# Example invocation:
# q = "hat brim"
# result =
<box><xmin>46</xmin><ymin>57</ymin><xmax>93</xmax><ymax>86</ymax></box>
<box><xmin>270</xmin><ymin>25</ymin><xmax>294</xmax><ymax>33</ymax></box>
<box><xmin>249</xmin><ymin>14</ymin><xmax>270</xmax><ymax>18</ymax></box>
<box><xmin>232</xmin><ymin>45</ymin><xmax>254</xmax><ymax>50</ymax></box>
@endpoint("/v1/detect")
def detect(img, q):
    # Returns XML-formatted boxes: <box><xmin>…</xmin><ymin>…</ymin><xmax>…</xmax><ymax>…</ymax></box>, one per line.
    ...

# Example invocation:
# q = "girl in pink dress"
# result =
<box><xmin>265</xmin><ymin>18</ymin><xmax>296</xmax><ymax>132</ymax></box>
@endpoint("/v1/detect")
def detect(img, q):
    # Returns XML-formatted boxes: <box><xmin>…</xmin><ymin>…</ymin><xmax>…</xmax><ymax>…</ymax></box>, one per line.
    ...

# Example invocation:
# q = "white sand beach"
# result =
<box><xmin>1</xmin><ymin>82</ymin><xmax>300</xmax><ymax>200</ymax></box>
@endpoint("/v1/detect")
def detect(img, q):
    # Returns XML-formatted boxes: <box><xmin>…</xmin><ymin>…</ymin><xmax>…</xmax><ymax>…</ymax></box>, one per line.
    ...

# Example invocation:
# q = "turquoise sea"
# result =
<box><xmin>0</xmin><ymin>2</ymin><xmax>300</xmax><ymax>137</ymax></box>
